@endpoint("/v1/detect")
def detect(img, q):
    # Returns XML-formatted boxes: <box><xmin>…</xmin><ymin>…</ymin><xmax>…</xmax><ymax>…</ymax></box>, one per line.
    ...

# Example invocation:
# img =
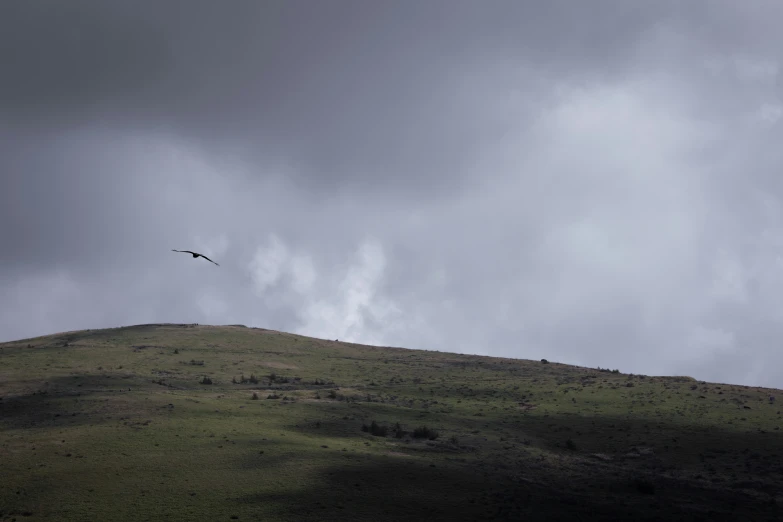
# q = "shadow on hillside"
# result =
<box><xmin>230</xmin><ymin>453</ymin><xmax>777</xmax><ymax>522</ymax></box>
<box><xmin>0</xmin><ymin>373</ymin><xmax>149</xmax><ymax>430</ymax></box>
<box><xmin>279</xmin><ymin>404</ymin><xmax>783</xmax><ymax>517</ymax></box>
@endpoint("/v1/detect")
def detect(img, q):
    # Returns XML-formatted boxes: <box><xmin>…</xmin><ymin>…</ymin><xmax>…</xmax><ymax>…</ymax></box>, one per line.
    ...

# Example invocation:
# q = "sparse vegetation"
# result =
<box><xmin>233</xmin><ymin>374</ymin><xmax>260</xmax><ymax>384</ymax></box>
<box><xmin>413</xmin><ymin>426</ymin><xmax>439</xmax><ymax>440</ymax></box>
<box><xmin>0</xmin><ymin>323</ymin><xmax>780</xmax><ymax>522</ymax></box>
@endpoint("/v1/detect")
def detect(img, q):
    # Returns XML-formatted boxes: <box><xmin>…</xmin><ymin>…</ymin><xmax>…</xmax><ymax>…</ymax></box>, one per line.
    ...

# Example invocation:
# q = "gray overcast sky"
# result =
<box><xmin>2</xmin><ymin>1</ymin><xmax>783</xmax><ymax>387</ymax></box>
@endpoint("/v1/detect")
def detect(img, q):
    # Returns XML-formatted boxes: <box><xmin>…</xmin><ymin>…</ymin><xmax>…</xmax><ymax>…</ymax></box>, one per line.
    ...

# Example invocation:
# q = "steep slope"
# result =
<box><xmin>1</xmin><ymin>324</ymin><xmax>781</xmax><ymax>521</ymax></box>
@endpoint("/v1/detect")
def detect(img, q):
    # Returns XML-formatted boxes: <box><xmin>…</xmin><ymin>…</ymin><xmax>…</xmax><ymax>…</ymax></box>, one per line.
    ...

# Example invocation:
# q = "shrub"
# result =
<box><xmin>565</xmin><ymin>438</ymin><xmax>577</xmax><ymax>451</ymax></box>
<box><xmin>413</xmin><ymin>426</ymin><xmax>439</xmax><ymax>440</ymax></box>
<box><xmin>200</xmin><ymin>376</ymin><xmax>213</xmax><ymax>385</ymax></box>
<box><xmin>174</xmin><ymin>348</ymin><xmax>179</xmax><ymax>354</ymax></box>
<box><xmin>363</xmin><ymin>421</ymin><xmax>388</xmax><ymax>437</ymax></box>
<box><xmin>249</xmin><ymin>374</ymin><xmax>259</xmax><ymax>384</ymax></box>
<box><xmin>327</xmin><ymin>389</ymin><xmax>338</xmax><ymax>399</ymax></box>
<box><xmin>251</xmin><ymin>392</ymin><xmax>259</xmax><ymax>400</ymax></box>
<box><xmin>541</xmin><ymin>359</ymin><xmax>549</xmax><ymax>364</ymax></box>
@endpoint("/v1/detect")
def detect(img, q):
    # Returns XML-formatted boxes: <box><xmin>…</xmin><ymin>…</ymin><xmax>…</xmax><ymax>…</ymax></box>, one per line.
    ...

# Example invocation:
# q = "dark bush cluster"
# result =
<box><xmin>361</xmin><ymin>420</ymin><xmax>389</xmax><ymax>437</ymax></box>
<box><xmin>268</xmin><ymin>372</ymin><xmax>290</xmax><ymax>384</ymax></box>
<box><xmin>233</xmin><ymin>374</ymin><xmax>259</xmax><ymax>384</ymax></box>
<box><xmin>200</xmin><ymin>376</ymin><xmax>213</xmax><ymax>385</ymax></box>
<box><xmin>413</xmin><ymin>426</ymin><xmax>439</xmax><ymax>440</ymax></box>
<box><xmin>361</xmin><ymin>420</ymin><xmax>418</xmax><ymax>439</ymax></box>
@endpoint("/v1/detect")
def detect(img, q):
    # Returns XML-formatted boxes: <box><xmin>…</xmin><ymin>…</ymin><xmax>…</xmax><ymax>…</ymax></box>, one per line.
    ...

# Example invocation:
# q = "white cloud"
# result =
<box><xmin>756</xmin><ymin>103</ymin><xmax>783</xmax><ymax>125</ymax></box>
<box><xmin>248</xmin><ymin>234</ymin><xmax>289</xmax><ymax>295</ymax></box>
<box><xmin>289</xmin><ymin>254</ymin><xmax>316</xmax><ymax>295</ymax></box>
<box><xmin>297</xmin><ymin>239</ymin><xmax>403</xmax><ymax>345</ymax></box>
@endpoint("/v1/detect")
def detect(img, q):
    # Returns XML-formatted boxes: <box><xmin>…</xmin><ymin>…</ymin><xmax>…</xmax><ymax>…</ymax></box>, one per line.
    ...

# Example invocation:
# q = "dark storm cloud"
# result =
<box><xmin>2</xmin><ymin>1</ymin><xmax>783</xmax><ymax>388</ymax></box>
<box><xmin>0</xmin><ymin>0</ymin><xmax>712</xmax><ymax>193</ymax></box>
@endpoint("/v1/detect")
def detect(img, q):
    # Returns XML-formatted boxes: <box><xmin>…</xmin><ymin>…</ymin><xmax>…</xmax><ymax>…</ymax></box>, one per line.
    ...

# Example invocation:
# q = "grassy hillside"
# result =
<box><xmin>1</xmin><ymin>324</ymin><xmax>781</xmax><ymax>521</ymax></box>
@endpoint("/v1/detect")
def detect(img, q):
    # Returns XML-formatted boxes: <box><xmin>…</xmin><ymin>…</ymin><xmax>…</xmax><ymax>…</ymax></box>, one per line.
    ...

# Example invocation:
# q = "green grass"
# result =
<box><xmin>1</xmin><ymin>323</ymin><xmax>781</xmax><ymax>521</ymax></box>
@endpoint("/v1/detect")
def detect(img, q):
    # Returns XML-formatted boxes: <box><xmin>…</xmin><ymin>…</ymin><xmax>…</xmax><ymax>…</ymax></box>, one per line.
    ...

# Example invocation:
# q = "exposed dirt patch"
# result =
<box><xmin>263</xmin><ymin>362</ymin><xmax>299</xmax><ymax>370</ymax></box>
<box><xmin>387</xmin><ymin>451</ymin><xmax>413</xmax><ymax>457</ymax></box>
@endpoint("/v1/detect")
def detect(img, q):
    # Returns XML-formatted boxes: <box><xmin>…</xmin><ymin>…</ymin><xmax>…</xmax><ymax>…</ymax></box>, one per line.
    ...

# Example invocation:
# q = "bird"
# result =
<box><xmin>172</xmin><ymin>249</ymin><xmax>220</xmax><ymax>266</ymax></box>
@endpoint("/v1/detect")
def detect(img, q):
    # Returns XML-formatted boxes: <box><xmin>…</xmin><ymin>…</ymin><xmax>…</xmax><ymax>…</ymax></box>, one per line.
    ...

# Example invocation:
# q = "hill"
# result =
<box><xmin>1</xmin><ymin>324</ymin><xmax>781</xmax><ymax>521</ymax></box>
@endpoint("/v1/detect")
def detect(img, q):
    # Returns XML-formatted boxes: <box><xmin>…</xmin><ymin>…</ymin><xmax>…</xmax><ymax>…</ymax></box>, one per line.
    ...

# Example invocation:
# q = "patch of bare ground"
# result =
<box><xmin>263</xmin><ymin>362</ymin><xmax>300</xmax><ymax>370</ymax></box>
<box><xmin>387</xmin><ymin>451</ymin><xmax>413</xmax><ymax>457</ymax></box>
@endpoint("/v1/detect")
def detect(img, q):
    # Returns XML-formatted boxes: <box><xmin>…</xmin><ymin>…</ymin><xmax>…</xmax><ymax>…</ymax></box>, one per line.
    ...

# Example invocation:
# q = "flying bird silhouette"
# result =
<box><xmin>172</xmin><ymin>249</ymin><xmax>220</xmax><ymax>266</ymax></box>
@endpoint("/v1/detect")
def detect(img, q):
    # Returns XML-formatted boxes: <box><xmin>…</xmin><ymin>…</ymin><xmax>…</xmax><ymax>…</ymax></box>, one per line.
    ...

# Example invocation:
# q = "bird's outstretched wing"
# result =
<box><xmin>200</xmin><ymin>255</ymin><xmax>220</xmax><ymax>266</ymax></box>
